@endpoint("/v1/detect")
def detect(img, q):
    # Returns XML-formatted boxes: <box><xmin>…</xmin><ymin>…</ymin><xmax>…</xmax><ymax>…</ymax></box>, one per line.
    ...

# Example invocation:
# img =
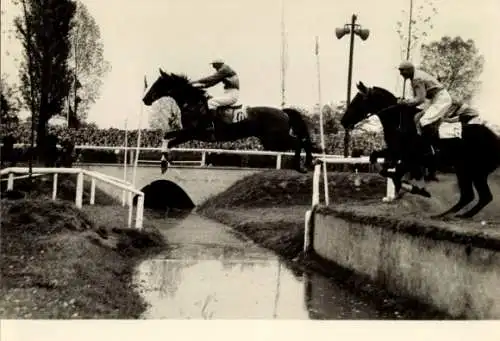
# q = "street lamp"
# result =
<box><xmin>336</xmin><ymin>14</ymin><xmax>370</xmax><ymax>157</ymax></box>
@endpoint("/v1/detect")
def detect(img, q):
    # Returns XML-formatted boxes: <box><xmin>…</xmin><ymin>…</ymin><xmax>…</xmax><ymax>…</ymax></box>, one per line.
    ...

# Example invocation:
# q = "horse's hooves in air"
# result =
<box><xmin>161</xmin><ymin>160</ymin><xmax>169</xmax><ymax>174</ymax></box>
<box><xmin>411</xmin><ymin>185</ymin><xmax>431</xmax><ymax>198</ymax></box>
<box><xmin>431</xmin><ymin>212</ymin><xmax>448</xmax><ymax>219</ymax></box>
<box><xmin>420</xmin><ymin>187</ymin><xmax>432</xmax><ymax>198</ymax></box>
<box><xmin>454</xmin><ymin>212</ymin><xmax>474</xmax><ymax>219</ymax></box>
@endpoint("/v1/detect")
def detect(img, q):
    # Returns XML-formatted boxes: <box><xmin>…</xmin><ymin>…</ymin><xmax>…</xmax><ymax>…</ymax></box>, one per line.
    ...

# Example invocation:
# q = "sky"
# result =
<box><xmin>1</xmin><ymin>0</ymin><xmax>499</xmax><ymax>130</ymax></box>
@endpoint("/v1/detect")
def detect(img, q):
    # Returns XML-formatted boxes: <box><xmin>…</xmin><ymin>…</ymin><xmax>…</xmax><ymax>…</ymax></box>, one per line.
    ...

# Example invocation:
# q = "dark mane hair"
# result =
<box><xmin>372</xmin><ymin>86</ymin><xmax>397</xmax><ymax>103</ymax></box>
<box><xmin>167</xmin><ymin>72</ymin><xmax>206</xmax><ymax>98</ymax></box>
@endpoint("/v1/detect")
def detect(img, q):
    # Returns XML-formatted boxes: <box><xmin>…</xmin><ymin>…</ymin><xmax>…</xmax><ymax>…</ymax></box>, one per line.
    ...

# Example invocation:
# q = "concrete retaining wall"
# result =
<box><xmin>312</xmin><ymin>213</ymin><xmax>500</xmax><ymax>319</ymax></box>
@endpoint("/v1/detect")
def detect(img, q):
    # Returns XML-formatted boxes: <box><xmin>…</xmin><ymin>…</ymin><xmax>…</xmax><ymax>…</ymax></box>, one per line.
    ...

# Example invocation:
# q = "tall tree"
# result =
<box><xmin>396</xmin><ymin>0</ymin><xmax>439</xmax><ymax>96</ymax></box>
<box><xmin>420</xmin><ymin>36</ymin><xmax>484</xmax><ymax>103</ymax></box>
<box><xmin>396</xmin><ymin>0</ymin><xmax>438</xmax><ymax>60</ymax></box>
<box><xmin>0</xmin><ymin>75</ymin><xmax>21</xmax><ymax>137</ymax></box>
<box><xmin>66</xmin><ymin>1</ymin><xmax>110</xmax><ymax>127</ymax></box>
<box><xmin>13</xmin><ymin>0</ymin><xmax>76</xmax><ymax>157</ymax></box>
<box><xmin>148</xmin><ymin>97</ymin><xmax>181</xmax><ymax>131</ymax></box>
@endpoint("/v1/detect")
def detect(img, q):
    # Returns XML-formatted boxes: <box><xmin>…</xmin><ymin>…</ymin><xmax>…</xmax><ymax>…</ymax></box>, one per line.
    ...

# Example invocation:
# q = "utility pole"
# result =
<box><xmin>335</xmin><ymin>14</ymin><xmax>370</xmax><ymax>157</ymax></box>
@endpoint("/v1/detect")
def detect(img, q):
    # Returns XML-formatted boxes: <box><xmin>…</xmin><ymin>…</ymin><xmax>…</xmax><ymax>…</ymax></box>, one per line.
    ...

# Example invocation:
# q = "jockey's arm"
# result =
<box><xmin>404</xmin><ymin>82</ymin><xmax>426</xmax><ymax>107</ymax></box>
<box><xmin>193</xmin><ymin>66</ymin><xmax>232</xmax><ymax>88</ymax></box>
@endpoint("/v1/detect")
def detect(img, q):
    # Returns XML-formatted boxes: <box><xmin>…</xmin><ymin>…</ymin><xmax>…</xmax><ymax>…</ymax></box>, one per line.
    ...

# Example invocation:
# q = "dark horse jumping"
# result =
<box><xmin>142</xmin><ymin>69</ymin><xmax>316</xmax><ymax>173</ymax></box>
<box><xmin>341</xmin><ymin>81</ymin><xmax>500</xmax><ymax>218</ymax></box>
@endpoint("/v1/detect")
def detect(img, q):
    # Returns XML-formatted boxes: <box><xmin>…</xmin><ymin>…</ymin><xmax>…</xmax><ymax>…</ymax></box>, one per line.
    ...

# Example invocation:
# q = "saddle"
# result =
<box><xmin>213</xmin><ymin>104</ymin><xmax>246</xmax><ymax>124</ymax></box>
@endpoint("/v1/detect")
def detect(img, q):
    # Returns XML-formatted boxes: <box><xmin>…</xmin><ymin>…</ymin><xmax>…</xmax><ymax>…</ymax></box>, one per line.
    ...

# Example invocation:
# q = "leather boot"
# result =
<box><xmin>421</xmin><ymin>125</ymin><xmax>439</xmax><ymax>182</ymax></box>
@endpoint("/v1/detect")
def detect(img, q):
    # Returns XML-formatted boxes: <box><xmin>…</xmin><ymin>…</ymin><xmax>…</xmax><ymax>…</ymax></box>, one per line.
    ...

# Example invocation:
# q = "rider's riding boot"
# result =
<box><xmin>421</xmin><ymin>124</ymin><xmax>439</xmax><ymax>182</ymax></box>
<box><xmin>206</xmin><ymin>108</ymin><xmax>216</xmax><ymax>131</ymax></box>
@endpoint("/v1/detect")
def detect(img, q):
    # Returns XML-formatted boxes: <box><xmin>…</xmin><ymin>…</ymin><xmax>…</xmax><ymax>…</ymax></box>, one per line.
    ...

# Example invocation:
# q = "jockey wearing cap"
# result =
<box><xmin>191</xmin><ymin>59</ymin><xmax>240</xmax><ymax>120</ymax></box>
<box><xmin>397</xmin><ymin>60</ymin><xmax>453</xmax><ymax>181</ymax></box>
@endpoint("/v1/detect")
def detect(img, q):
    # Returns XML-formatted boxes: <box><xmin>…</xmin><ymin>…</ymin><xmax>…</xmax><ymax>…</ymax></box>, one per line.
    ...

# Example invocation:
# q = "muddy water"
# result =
<box><xmin>134</xmin><ymin>214</ymin><xmax>417</xmax><ymax>319</ymax></box>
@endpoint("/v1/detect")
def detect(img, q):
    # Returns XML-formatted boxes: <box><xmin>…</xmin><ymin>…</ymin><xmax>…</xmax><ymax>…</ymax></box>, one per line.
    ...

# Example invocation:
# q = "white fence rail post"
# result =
<box><xmin>383</xmin><ymin>168</ymin><xmax>396</xmax><ymax>202</ymax></box>
<box><xmin>276</xmin><ymin>154</ymin><xmax>282</xmax><ymax>170</ymax></box>
<box><xmin>75</xmin><ymin>171</ymin><xmax>84</xmax><ymax>209</ymax></box>
<box><xmin>7</xmin><ymin>173</ymin><xmax>14</xmax><ymax>190</ymax></box>
<box><xmin>135</xmin><ymin>194</ymin><xmax>144</xmax><ymax>229</ymax></box>
<box><xmin>128</xmin><ymin>192</ymin><xmax>133</xmax><ymax>228</ymax></box>
<box><xmin>90</xmin><ymin>178</ymin><xmax>96</xmax><ymax>205</ymax></box>
<box><xmin>52</xmin><ymin>173</ymin><xmax>58</xmax><ymax>200</ymax></box>
<box><xmin>311</xmin><ymin>163</ymin><xmax>321</xmax><ymax>207</ymax></box>
<box><xmin>200</xmin><ymin>151</ymin><xmax>206</xmax><ymax>167</ymax></box>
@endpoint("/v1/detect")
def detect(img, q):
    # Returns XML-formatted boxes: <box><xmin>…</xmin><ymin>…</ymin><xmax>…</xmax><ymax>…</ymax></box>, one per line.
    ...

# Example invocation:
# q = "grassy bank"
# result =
<box><xmin>0</xmin><ymin>174</ymin><xmax>166</xmax><ymax>319</ymax></box>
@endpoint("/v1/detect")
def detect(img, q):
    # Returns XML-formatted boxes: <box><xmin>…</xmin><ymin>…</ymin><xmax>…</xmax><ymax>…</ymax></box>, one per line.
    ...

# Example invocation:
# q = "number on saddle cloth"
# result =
<box><xmin>217</xmin><ymin>105</ymin><xmax>246</xmax><ymax>123</ymax></box>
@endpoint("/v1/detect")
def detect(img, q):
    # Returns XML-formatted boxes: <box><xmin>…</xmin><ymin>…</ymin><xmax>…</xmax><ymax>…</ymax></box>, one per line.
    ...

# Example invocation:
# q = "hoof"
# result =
<box><xmin>431</xmin><ymin>213</ymin><xmax>448</xmax><ymax>219</ymax></box>
<box><xmin>420</xmin><ymin>188</ymin><xmax>432</xmax><ymax>198</ymax></box>
<box><xmin>160</xmin><ymin>160</ymin><xmax>169</xmax><ymax>174</ymax></box>
<box><xmin>455</xmin><ymin>213</ymin><xmax>474</xmax><ymax>219</ymax></box>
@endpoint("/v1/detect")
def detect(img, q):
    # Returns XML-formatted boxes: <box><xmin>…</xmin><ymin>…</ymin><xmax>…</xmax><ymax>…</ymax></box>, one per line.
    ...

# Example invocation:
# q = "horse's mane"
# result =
<box><xmin>166</xmin><ymin>72</ymin><xmax>207</xmax><ymax>98</ymax></box>
<box><xmin>372</xmin><ymin>86</ymin><xmax>397</xmax><ymax>103</ymax></box>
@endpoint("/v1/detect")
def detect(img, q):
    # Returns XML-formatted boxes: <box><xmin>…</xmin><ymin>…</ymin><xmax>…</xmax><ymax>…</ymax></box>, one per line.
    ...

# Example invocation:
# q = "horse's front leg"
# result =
<box><xmin>160</xmin><ymin>128</ymin><xmax>207</xmax><ymax>174</ymax></box>
<box><xmin>381</xmin><ymin>163</ymin><xmax>431</xmax><ymax>200</ymax></box>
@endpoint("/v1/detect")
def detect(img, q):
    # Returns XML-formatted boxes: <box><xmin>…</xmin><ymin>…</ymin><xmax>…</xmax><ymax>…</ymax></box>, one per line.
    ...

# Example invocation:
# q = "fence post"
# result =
<box><xmin>90</xmin><ymin>178</ymin><xmax>96</xmax><ymax>205</ymax></box>
<box><xmin>383</xmin><ymin>168</ymin><xmax>396</xmax><ymax>202</ymax></box>
<box><xmin>7</xmin><ymin>173</ymin><xmax>14</xmax><ymax>190</ymax></box>
<box><xmin>304</xmin><ymin>163</ymin><xmax>322</xmax><ymax>254</ymax></box>
<box><xmin>312</xmin><ymin>163</ymin><xmax>321</xmax><ymax>206</ymax></box>
<box><xmin>135</xmin><ymin>194</ymin><xmax>144</xmax><ymax>229</ymax></box>
<box><xmin>128</xmin><ymin>192</ymin><xmax>133</xmax><ymax>228</ymax></box>
<box><xmin>52</xmin><ymin>173</ymin><xmax>58</xmax><ymax>201</ymax></box>
<box><xmin>75</xmin><ymin>171</ymin><xmax>84</xmax><ymax>209</ymax></box>
<box><xmin>200</xmin><ymin>151</ymin><xmax>206</xmax><ymax>167</ymax></box>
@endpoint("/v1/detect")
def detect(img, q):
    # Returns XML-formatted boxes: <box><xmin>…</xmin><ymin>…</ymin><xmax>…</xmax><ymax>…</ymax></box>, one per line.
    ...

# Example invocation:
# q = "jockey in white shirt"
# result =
<box><xmin>191</xmin><ymin>59</ymin><xmax>240</xmax><ymax>120</ymax></box>
<box><xmin>397</xmin><ymin>60</ymin><xmax>453</xmax><ymax>181</ymax></box>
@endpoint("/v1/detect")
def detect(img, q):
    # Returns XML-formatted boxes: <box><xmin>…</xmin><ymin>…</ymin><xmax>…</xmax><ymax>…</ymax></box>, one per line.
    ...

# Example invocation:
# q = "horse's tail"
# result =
<box><xmin>282</xmin><ymin>107</ymin><xmax>313</xmax><ymax>144</ymax></box>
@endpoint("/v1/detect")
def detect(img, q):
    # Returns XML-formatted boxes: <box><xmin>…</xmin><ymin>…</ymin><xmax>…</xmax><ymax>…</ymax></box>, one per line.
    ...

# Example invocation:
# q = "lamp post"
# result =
<box><xmin>336</xmin><ymin>14</ymin><xmax>370</xmax><ymax>157</ymax></box>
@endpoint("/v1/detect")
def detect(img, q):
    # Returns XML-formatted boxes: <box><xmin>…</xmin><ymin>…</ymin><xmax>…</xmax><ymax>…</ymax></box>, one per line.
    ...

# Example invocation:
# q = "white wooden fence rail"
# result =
<box><xmin>303</xmin><ymin>157</ymin><xmax>395</xmax><ymax>253</ymax></box>
<box><xmin>0</xmin><ymin>167</ymin><xmax>144</xmax><ymax>229</ymax></box>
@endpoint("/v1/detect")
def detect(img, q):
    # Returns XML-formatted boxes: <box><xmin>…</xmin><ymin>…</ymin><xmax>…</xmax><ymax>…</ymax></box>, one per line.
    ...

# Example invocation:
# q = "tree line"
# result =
<box><xmin>1</xmin><ymin>0</ymin><xmax>109</xmax><ymax>165</ymax></box>
<box><xmin>1</xmin><ymin>0</ymin><xmax>486</xmax><ymax>166</ymax></box>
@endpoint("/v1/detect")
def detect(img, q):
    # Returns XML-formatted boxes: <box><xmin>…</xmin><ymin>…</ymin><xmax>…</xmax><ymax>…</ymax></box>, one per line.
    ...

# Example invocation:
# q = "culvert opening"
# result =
<box><xmin>133</xmin><ymin>180</ymin><xmax>195</xmax><ymax>212</ymax></box>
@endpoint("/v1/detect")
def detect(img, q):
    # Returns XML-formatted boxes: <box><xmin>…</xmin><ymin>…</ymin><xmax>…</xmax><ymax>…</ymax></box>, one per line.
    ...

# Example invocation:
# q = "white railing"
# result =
<box><xmin>0</xmin><ymin>167</ymin><xmax>144</xmax><ymax>229</ymax></box>
<box><xmin>3</xmin><ymin>143</ymin><xmax>377</xmax><ymax>171</ymax></box>
<box><xmin>73</xmin><ymin>144</ymin><xmax>347</xmax><ymax>170</ymax></box>
<box><xmin>303</xmin><ymin>157</ymin><xmax>395</xmax><ymax>253</ymax></box>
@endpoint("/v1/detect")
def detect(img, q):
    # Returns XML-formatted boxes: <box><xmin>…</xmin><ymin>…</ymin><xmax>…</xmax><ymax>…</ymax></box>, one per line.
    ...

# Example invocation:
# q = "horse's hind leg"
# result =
<box><xmin>289</xmin><ymin>135</ymin><xmax>307</xmax><ymax>173</ymax></box>
<box><xmin>433</xmin><ymin>170</ymin><xmax>474</xmax><ymax>218</ymax></box>
<box><xmin>456</xmin><ymin>173</ymin><xmax>493</xmax><ymax>218</ymax></box>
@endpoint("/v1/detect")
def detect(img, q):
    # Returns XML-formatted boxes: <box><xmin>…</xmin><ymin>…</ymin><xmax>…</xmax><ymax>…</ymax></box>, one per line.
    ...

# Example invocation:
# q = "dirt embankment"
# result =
<box><xmin>1</xmin><ymin>174</ymin><xmax>166</xmax><ymax>319</ymax></box>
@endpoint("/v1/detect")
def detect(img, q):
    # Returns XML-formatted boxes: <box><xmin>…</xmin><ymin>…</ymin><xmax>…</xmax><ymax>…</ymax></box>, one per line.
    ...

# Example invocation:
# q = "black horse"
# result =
<box><xmin>341</xmin><ymin>81</ymin><xmax>500</xmax><ymax>218</ymax></box>
<box><xmin>142</xmin><ymin>69</ymin><xmax>316</xmax><ymax>173</ymax></box>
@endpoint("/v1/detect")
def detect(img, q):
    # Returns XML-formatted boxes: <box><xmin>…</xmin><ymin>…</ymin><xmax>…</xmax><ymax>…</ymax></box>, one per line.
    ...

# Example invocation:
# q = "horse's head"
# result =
<box><xmin>341</xmin><ymin>81</ymin><xmax>398</xmax><ymax>129</ymax></box>
<box><xmin>142</xmin><ymin>68</ymin><xmax>207</xmax><ymax>107</ymax></box>
<box><xmin>143</xmin><ymin>69</ymin><xmax>171</xmax><ymax>106</ymax></box>
<box><xmin>143</xmin><ymin>68</ymin><xmax>210</xmax><ymax>130</ymax></box>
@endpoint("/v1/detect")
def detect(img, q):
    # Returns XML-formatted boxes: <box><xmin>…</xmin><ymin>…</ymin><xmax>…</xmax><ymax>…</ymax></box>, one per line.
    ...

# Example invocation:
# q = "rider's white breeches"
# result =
<box><xmin>419</xmin><ymin>89</ymin><xmax>453</xmax><ymax>127</ymax></box>
<box><xmin>207</xmin><ymin>88</ymin><xmax>239</xmax><ymax>109</ymax></box>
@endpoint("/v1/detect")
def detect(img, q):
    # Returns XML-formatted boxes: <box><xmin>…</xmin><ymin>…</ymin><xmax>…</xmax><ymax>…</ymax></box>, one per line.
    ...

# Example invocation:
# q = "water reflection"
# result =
<box><xmin>136</xmin><ymin>257</ymin><xmax>418</xmax><ymax>319</ymax></box>
<box><xmin>136</xmin><ymin>259</ymin><xmax>309</xmax><ymax>319</ymax></box>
